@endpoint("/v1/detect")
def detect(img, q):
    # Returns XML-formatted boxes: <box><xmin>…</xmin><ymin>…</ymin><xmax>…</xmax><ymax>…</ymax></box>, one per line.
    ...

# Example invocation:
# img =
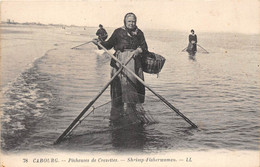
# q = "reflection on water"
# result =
<box><xmin>188</xmin><ymin>53</ymin><xmax>196</xmax><ymax>61</ymax></box>
<box><xmin>111</xmin><ymin>124</ymin><xmax>146</xmax><ymax>151</ymax></box>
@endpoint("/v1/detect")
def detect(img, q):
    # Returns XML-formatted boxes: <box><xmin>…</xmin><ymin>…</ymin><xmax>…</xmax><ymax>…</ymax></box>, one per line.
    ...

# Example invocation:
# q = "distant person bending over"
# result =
<box><xmin>96</xmin><ymin>24</ymin><xmax>108</xmax><ymax>41</ymax></box>
<box><xmin>93</xmin><ymin>13</ymin><xmax>148</xmax><ymax>123</ymax></box>
<box><xmin>188</xmin><ymin>29</ymin><xmax>197</xmax><ymax>54</ymax></box>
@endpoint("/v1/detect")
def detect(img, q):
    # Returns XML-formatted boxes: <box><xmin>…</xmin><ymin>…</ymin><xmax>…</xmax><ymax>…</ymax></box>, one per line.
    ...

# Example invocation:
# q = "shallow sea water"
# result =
<box><xmin>1</xmin><ymin>24</ymin><xmax>259</xmax><ymax>153</ymax></box>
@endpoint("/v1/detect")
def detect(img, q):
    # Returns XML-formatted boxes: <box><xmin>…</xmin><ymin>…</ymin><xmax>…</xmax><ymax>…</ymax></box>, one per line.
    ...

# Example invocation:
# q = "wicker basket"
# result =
<box><xmin>141</xmin><ymin>52</ymin><xmax>166</xmax><ymax>74</ymax></box>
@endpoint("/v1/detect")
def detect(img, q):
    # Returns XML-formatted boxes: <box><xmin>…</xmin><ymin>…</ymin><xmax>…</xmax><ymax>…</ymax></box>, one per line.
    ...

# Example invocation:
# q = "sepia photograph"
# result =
<box><xmin>0</xmin><ymin>0</ymin><xmax>259</xmax><ymax>167</ymax></box>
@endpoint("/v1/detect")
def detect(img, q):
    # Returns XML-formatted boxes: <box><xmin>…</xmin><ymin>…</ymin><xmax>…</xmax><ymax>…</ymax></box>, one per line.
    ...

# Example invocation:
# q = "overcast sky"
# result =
<box><xmin>1</xmin><ymin>0</ymin><xmax>259</xmax><ymax>34</ymax></box>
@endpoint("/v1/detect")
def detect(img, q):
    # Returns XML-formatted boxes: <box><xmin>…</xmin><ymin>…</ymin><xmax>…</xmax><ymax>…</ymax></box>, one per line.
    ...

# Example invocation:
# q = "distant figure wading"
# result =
<box><xmin>96</xmin><ymin>24</ymin><xmax>108</xmax><ymax>41</ymax></box>
<box><xmin>186</xmin><ymin>29</ymin><xmax>197</xmax><ymax>54</ymax></box>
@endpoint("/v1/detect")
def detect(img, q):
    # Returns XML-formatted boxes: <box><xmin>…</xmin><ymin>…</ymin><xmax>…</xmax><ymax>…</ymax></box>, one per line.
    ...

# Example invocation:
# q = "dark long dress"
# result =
<box><xmin>188</xmin><ymin>34</ymin><xmax>197</xmax><ymax>53</ymax></box>
<box><xmin>100</xmin><ymin>27</ymin><xmax>148</xmax><ymax>120</ymax></box>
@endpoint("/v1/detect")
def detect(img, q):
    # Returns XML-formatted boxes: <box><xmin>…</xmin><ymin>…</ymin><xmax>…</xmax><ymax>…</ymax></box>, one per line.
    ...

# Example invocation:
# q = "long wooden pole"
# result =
<box><xmin>197</xmin><ymin>44</ymin><xmax>209</xmax><ymax>53</ymax></box>
<box><xmin>96</xmin><ymin>42</ymin><xmax>198</xmax><ymax>128</ymax></box>
<box><xmin>182</xmin><ymin>47</ymin><xmax>188</xmax><ymax>52</ymax></box>
<box><xmin>54</xmin><ymin>49</ymin><xmax>134</xmax><ymax>144</ymax></box>
<box><xmin>71</xmin><ymin>41</ymin><xmax>93</xmax><ymax>49</ymax></box>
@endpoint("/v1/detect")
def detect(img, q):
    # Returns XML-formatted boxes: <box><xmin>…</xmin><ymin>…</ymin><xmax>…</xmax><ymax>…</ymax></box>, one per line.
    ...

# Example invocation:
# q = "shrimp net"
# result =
<box><xmin>182</xmin><ymin>44</ymin><xmax>209</xmax><ymax>54</ymax></box>
<box><xmin>59</xmin><ymin>62</ymin><xmax>177</xmax><ymax>141</ymax></box>
<box><xmin>63</xmin><ymin>91</ymin><xmax>172</xmax><ymax>139</ymax></box>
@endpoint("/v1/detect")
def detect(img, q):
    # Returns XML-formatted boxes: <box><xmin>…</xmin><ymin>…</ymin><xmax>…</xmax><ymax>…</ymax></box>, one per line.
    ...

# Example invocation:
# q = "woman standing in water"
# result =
<box><xmin>187</xmin><ymin>29</ymin><xmax>197</xmax><ymax>55</ymax></box>
<box><xmin>94</xmin><ymin>13</ymin><xmax>148</xmax><ymax>123</ymax></box>
<box><xmin>96</xmin><ymin>24</ymin><xmax>108</xmax><ymax>41</ymax></box>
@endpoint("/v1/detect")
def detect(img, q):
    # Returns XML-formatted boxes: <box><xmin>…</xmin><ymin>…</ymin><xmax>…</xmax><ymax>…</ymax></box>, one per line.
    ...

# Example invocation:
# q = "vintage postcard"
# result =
<box><xmin>0</xmin><ymin>0</ymin><xmax>259</xmax><ymax>167</ymax></box>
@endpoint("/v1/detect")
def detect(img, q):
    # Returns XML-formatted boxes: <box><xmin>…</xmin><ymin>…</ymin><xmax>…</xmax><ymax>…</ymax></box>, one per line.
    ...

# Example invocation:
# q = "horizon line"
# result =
<box><xmin>1</xmin><ymin>21</ymin><xmax>259</xmax><ymax>35</ymax></box>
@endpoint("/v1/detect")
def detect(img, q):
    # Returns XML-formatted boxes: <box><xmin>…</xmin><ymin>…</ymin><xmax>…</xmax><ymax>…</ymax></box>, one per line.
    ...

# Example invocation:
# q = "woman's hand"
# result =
<box><xmin>131</xmin><ymin>47</ymin><xmax>142</xmax><ymax>58</ymax></box>
<box><xmin>92</xmin><ymin>38</ymin><xmax>103</xmax><ymax>50</ymax></box>
<box><xmin>92</xmin><ymin>38</ymin><xmax>100</xmax><ymax>45</ymax></box>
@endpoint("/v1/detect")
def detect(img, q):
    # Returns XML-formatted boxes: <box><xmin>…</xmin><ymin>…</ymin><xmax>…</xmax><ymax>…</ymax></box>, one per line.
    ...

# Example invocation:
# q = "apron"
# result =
<box><xmin>110</xmin><ymin>50</ymin><xmax>145</xmax><ymax>106</ymax></box>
